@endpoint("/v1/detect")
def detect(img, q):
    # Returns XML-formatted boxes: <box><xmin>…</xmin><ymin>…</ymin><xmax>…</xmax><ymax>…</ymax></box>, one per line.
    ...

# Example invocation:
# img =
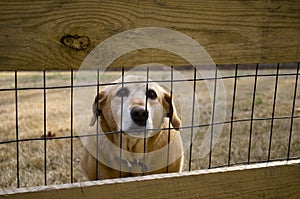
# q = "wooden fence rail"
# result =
<box><xmin>1</xmin><ymin>160</ymin><xmax>300</xmax><ymax>199</ymax></box>
<box><xmin>0</xmin><ymin>0</ymin><xmax>299</xmax><ymax>70</ymax></box>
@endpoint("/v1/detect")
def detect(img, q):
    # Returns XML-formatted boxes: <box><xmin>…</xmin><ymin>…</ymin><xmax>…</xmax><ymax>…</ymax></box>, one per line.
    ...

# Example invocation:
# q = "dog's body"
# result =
<box><xmin>81</xmin><ymin>75</ymin><xmax>183</xmax><ymax>180</ymax></box>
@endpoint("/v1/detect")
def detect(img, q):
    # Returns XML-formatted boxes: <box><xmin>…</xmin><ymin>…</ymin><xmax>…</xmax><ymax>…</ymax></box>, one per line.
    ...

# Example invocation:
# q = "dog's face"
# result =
<box><xmin>90</xmin><ymin>75</ymin><xmax>181</xmax><ymax>138</ymax></box>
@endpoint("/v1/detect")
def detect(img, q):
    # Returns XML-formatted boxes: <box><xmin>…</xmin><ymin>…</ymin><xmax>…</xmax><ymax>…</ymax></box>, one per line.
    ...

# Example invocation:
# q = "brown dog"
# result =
<box><xmin>81</xmin><ymin>75</ymin><xmax>183</xmax><ymax>180</ymax></box>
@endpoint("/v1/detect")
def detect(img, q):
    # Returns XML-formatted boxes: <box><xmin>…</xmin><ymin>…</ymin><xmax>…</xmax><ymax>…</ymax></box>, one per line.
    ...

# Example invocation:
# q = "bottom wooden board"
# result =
<box><xmin>1</xmin><ymin>159</ymin><xmax>300</xmax><ymax>199</ymax></box>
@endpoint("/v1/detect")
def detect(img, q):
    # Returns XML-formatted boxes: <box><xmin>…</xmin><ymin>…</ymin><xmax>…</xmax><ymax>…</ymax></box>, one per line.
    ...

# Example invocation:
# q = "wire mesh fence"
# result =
<box><xmin>0</xmin><ymin>63</ymin><xmax>299</xmax><ymax>189</ymax></box>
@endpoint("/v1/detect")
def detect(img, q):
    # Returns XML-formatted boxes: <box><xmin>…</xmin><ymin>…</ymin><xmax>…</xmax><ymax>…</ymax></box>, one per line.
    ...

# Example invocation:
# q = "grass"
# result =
<box><xmin>0</xmin><ymin>68</ymin><xmax>299</xmax><ymax>189</ymax></box>
<box><xmin>254</xmin><ymin>96</ymin><xmax>263</xmax><ymax>105</ymax></box>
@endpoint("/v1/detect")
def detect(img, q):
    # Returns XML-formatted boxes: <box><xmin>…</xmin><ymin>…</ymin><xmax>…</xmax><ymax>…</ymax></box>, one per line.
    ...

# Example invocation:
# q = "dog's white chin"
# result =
<box><xmin>121</xmin><ymin>124</ymin><xmax>158</xmax><ymax>138</ymax></box>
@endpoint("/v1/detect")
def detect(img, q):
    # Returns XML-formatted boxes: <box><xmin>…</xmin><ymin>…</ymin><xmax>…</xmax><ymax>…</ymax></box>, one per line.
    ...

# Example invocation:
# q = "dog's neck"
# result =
<box><xmin>111</xmin><ymin>133</ymin><xmax>148</xmax><ymax>153</ymax></box>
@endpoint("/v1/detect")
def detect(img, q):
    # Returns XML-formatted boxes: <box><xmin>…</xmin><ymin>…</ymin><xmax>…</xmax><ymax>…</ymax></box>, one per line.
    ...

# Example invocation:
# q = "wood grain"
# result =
<box><xmin>0</xmin><ymin>0</ymin><xmax>299</xmax><ymax>70</ymax></box>
<box><xmin>1</xmin><ymin>160</ymin><xmax>299</xmax><ymax>199</ymax></box>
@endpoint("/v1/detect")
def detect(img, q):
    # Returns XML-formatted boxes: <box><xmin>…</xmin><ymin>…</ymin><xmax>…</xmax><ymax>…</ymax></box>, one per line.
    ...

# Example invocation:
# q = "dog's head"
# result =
<box><xmin>90</xmin><ymin>75</ymin><xmax>181</xmax><ymax>137</ymax></box>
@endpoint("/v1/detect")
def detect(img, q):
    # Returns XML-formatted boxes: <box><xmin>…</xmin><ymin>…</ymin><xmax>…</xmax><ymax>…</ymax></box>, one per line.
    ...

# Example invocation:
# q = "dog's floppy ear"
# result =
<box><xmin>163</xmin><ymin>92</ymin><xmax>181</xmax><ymax>130</ymax></box>
<box><xmin>90</xmin><ymin>91</ymin><xmax>106</xmax><ymax>126</ymax></box>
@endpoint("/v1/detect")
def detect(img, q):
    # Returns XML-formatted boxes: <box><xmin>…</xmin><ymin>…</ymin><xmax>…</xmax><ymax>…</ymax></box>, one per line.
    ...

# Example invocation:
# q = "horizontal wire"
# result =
<box><xmin>0</xmin><ymin>71</ymin><xmax>299</xmax><ymax>92</ymax></box>
<box><xmin>209</xmin><ymin>156</ymin><xmax>300</xmax><ymax>169</ymax></box>
<box><xmin>2</xmin><ymin>114</ymin><xmax>299</xmax><ymax>145</ymax></box>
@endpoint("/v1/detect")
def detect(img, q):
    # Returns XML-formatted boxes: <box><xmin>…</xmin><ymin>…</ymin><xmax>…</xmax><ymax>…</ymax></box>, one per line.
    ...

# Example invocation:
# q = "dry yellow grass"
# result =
<box><xmin>0</xmin><ymin>68</ymin><xmax>299</xmax><ymax>189</ymax></box>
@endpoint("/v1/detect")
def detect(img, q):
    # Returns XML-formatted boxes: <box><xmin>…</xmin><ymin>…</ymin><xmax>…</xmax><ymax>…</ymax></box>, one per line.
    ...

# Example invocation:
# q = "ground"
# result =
<box><xmin>0</xmin><ymin>68</ymin><xmax>299</xmax><ymax>189</ymax></box>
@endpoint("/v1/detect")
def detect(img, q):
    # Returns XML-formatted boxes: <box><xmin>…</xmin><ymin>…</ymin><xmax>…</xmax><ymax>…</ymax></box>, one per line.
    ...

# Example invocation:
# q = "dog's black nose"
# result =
<box><xmin>130</xmin><ymin>107</ymin><xmax>149</xmax><ymax>126</ymax></box>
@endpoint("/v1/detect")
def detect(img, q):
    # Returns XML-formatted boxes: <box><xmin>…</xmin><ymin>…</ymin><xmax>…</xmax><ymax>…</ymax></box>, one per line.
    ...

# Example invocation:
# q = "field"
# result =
<box><xmin>0</xmin><ymin>67</ymin><xmax>300</xmax><ymax>189</ymax></box>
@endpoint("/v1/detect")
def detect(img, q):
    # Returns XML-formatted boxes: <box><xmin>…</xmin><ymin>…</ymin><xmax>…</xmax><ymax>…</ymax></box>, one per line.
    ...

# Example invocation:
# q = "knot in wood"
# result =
<box><xmin>60</xmin><ymin>34</ymin><xmax>90</xmax><ymax>51</ymax></box>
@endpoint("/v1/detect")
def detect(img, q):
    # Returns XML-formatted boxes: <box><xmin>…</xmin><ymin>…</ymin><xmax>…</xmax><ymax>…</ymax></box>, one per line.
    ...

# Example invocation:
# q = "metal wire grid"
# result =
<box><xmin>0</xmin><ymin>63</ymin><xmax>299</xmax><ymax>188</ymax></box>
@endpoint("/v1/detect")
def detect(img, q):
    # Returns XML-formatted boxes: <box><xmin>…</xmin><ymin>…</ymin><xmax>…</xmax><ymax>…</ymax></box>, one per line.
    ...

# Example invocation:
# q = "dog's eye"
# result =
<box><xmin>116</xmin><ymin>87</ymin><xmax>129</xmax><ymax>97</ymax></box>
<box><xmin>146</xmin><ymin>89</ymin><xmax>157</xmax><ymax>99</ymax></box>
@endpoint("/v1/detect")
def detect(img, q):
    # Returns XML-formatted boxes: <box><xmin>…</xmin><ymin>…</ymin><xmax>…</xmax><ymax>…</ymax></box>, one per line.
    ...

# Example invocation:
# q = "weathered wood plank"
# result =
<box><xmin>1</xmin><ymin>160</ymin><xmax>299</xmax><ymax>199</ymax></box>
<box><xmin>0</xmin><ymin>0</ymin><xmax>299</xmax><ymax>70</ymax></box>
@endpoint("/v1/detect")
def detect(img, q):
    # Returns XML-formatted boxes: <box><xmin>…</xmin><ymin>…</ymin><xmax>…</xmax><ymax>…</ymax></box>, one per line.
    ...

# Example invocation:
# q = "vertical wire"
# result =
<box><xmin>14</xmin><ymin>71</ymin><xmax>20</xmax><ymax>188</ymax></box>
<box><xmin>143</xmin><ymin>67</ymin><xmax>150</xmax><ymax>175</ymax></box>
<box><xmin>188</xmin><ymin>67</ymin><xmax>197</xmax><ymax>171</ymax></box>
<box><xmin>208</xmin><ymin>66</ymin><xmax>218</xmax><ymax>169</ymax></box>
<box><xmin>166</xmin><ymin>66</ymin><xmax>174</xmax><ymax>173</ymax></box>
<box><xmin>43</xmin><ymin>70</ymin><xmax>47</xmax><ymax>186</ymax></box>
<box><xmin>70</xmin><ymin>69</ymin><xmax>74</xmax><ymax>183</ymax></box>
<box><xmin>119</xmin><ymin>67</ymin><xmax>125</xmax><ymax>177</ymax></box>
<box><xmin>287</xmin><ymin>62</ymin><xmax>299</xmax><ymax>160</ymax></box>
<box><xmin>95</xmin><ymin>69</ymin><xmax>100</xmax><ymax>180</ymax></box>
<box><xmin>248</xmin><ymin>63</ymin><xmax>259</xmax><ymax>164</ymax></box>
<box><xmin>267</xmin><ymin>63</ymin><xmax>280</xmax><ymax>161</ymax></box>
<box><xmin>228</xmin><ymin>64</ymin><xmax>238</xmax><ymax>166</ymax></box>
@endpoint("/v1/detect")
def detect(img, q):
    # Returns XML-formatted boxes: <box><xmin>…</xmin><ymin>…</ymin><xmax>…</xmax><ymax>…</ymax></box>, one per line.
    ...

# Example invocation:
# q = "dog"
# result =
<box><xmin>81</xmin><ymin>75</ymin><xmax>184</xmax><ymax>180</ymax></box>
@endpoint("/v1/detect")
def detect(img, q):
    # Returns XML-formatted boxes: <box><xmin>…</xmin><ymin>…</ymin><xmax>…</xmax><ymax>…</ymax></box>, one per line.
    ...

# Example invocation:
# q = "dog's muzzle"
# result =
<box><xmin>130</xmin><ymin>107</ymin><xmax>149</xmax><ymax>126</ymax></box>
